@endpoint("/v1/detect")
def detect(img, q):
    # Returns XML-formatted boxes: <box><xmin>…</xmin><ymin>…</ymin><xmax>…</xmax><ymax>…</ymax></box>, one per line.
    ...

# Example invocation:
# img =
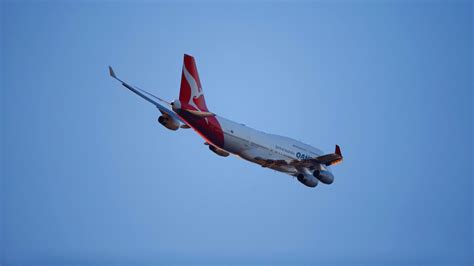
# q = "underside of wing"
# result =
<box><xmin>254</xmin><ymin>157</ymin><xmax>289</xmax><ymax>168</ymax></box>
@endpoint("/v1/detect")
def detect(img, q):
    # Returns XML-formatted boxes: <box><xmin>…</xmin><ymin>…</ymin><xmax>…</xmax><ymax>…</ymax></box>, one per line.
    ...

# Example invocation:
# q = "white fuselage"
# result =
<box><xmin>216</xmin><ymin>116</ymin><xmax>330</xmax><ymax>177</ymax></box>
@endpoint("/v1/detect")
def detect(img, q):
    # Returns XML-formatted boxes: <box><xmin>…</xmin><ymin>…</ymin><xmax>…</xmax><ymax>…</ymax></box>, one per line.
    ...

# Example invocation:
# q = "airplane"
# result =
<box><xmin>109</xmin><ymin>54</ymin><xmax>343</xmax><ymax>188</ymax></box>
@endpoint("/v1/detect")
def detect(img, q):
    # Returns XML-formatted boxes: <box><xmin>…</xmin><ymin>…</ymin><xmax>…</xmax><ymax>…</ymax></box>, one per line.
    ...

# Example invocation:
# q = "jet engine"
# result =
<box><xmin>171</xmin><ymin>99</ymin><xmax>181</xmax><ymax>112</ymax></box>
<box><xmin>313</xmin><ymin>170</ymin><xmax>334</xmax><ymax>184</ymax></box>
<box><xmin>158</xmin><ymin>115</ymin><xmax>180</xmax><ymax>131</ymax></box>
<box><xmin>208</xmin><ymin>145</ymin><xmax>230</xmax><ymax>157</ymax></box>
<box><xmin>204</xmin><ymin>142</ymin><xmax>229</xmax><ymax>157</ymax></box>
<box><xmin>296</xmin><ymin>173</ymin><xmax>318</xmax><ymax>188</ymax></box>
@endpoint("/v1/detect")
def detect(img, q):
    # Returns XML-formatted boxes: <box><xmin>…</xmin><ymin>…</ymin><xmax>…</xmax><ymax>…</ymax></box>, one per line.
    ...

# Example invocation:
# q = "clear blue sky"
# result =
<box><xmin>1</xmin><ymin>1</ymin><xmax>472</xmax><ymax>265</ymax></box>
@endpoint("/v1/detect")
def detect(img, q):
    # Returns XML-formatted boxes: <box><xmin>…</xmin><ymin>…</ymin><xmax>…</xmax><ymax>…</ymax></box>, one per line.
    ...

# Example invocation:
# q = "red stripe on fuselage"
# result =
<box><xmin>177</xmin><ymin>108</ymin><xmax>225</xmax><ymax>148</ymax></box>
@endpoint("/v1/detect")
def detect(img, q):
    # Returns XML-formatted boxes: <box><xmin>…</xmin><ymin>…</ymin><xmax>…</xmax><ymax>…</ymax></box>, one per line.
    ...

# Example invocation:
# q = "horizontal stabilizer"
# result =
<box><xmin>183</xmin><ymin>109</ymin><xmax>215</xmax><ymax>117</ymax></box>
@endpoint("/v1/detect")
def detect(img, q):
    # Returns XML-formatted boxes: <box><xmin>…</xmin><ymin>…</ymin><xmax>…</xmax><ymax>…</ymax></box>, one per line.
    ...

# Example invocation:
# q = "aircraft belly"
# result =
<box><xmin>216</xmin><ymin>116</ymin><xmax>316</xmax><ymax>178</ymax></box>
<box><xmin>236</xmin><ymin>145</ymin><xmax>297</xmax><ymax>175</ymax></box>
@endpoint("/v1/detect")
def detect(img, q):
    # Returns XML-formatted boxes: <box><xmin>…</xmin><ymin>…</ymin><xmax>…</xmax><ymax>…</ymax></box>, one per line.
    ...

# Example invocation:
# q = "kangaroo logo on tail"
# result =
<box><xmin>179</xmin><ymin>54</ymin><xmax>209</xmax><ymax>112</ymax></box>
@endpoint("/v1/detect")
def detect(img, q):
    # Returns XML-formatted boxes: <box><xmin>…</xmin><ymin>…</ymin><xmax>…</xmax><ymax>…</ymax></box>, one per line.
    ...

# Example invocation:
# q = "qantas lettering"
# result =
<box><xmin>296</xmin><ymin>152</ymin><xmax>311</xmax><ymax>160</ymax></box>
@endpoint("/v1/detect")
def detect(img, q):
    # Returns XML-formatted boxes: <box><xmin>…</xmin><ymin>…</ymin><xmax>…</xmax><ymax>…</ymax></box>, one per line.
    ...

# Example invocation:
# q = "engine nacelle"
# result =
<box><xmin>208</xmin><ymin>145</ymin><xmax>230</xmax><ymax>157</ymax></box>
<box><xmin>296</xmin><ymin>173</ymin><xmax>318</xmax><ymax>188</ymax></box>
<box><xmin>313</xmin><ymin>170</ymin><xmax>334</xmax><ymax>184</ymax></box>
<box><xmin>158</xmin><ymin>115</ymin><xmax>179</xmax><ymax>131</ymax></box>
<box><xmin>171</xmin><ymin>99</ymin><xmax>181</xmax><ymax>112</ymax></box>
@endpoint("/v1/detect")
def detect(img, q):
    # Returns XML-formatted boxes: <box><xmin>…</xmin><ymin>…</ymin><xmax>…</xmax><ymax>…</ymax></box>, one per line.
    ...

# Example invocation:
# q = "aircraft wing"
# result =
<box><xmin>108</xmin><ymin>66</ymin><xmax>185</xmax><ymax>124</ymax></box>
<box><xmin>290</xmin><ymin>145</ymin><xmax>343</xmax><ymax>168</ymax></box>
<box><xmin>242</xmin><ymin>145</ymin><xmax>342</xmax><ymax>170</ymax></box>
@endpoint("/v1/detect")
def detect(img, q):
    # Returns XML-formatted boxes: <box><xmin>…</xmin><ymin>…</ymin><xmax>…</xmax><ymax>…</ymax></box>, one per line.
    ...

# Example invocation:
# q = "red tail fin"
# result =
<box><xmin>179</xmin><ymin>54</ymin><xmax>209</xmax><ymax>112</ymax></box>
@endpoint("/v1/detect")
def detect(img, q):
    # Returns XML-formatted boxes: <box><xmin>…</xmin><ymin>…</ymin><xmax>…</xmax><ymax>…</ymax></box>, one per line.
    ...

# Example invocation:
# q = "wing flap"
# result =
<box><xmin>254</xmin><ymin>157</ymin><xmax>288</xmax><ymax>168</ymax></box>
